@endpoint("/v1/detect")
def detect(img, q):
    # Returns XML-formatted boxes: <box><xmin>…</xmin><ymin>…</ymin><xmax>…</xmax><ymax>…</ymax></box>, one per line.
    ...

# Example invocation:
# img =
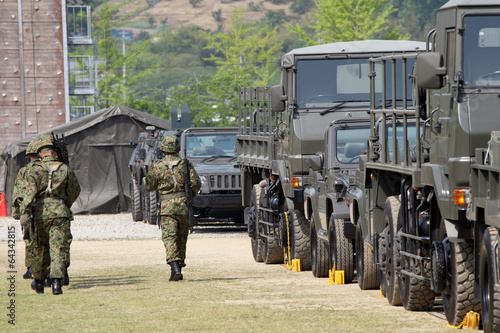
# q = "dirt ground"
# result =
<box><xmin>1</xmin><ymin>226</ymin><xmax>468</xmax><ymax>332</ymax></box>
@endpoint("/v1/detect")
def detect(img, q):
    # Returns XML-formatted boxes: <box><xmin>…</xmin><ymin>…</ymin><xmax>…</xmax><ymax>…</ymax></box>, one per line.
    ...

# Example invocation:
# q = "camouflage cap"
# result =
<box><xmin>37</xmin><ymin>134</ymin><xmax>54</xmax><ymax>152</ymax></box>
<box><xmin>161</xmin><ymin>135</ymin><xmax>180</xmax><ymax>154</ymax></box>
<box><xmin>25</xmin><ymin>140</ymin><xmax>39</xmax><ymax>155</ymax></box>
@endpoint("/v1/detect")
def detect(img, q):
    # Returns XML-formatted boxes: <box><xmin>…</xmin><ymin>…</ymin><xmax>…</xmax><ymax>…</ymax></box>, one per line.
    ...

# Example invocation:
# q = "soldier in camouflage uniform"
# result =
<box><xmin>19</xmin><ymin>134</ymin><xmax>81</xmax><ymax>294</ymax></box>
<box><xmin>11</xmin><ymin>139</ymin><xmax>41</xmax><ymax>280</ymax></box>
<box><xmin>146</xmin><ymin>135</ymin><xmax>201</xmax><ymax>281</ymax></box>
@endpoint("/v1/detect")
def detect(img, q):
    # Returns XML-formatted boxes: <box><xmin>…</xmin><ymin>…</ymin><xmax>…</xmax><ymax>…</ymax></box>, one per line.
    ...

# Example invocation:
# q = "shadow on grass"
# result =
<box><xmin>186</xmin><ymin>276</ymin><xmax>263</xmax><ymax>282</ymax></box>
<box><xmin>67</xmin><ymin>275</ymin><xmax>144</xmax><ymax>289</ymax></box>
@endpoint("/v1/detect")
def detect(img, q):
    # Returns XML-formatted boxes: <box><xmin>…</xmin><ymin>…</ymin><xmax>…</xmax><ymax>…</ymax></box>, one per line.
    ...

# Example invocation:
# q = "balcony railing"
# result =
<box><xmin>67</xmin><ymin>6</ymin><xmax>92</xmax><ymax>45</ymax></box>
<box><xmin>69</xmin><ymin>55</ymin><xmax>94</xmax><ymax>95</ymax></box>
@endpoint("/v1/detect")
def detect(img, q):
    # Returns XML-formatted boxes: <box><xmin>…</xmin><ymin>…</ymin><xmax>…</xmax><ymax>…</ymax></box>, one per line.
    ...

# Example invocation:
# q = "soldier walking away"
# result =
<box><xmin>19</xmin><ymin>134</ymin><xmax>81</xmax><ymax>294</ymax></box>
<box><xmin>11</xmin><ymin>139</ymin><xmax>41</xmax><ymax>280</ymax></box>
<box><xmin>146</xmin><ymin>135</ymin><xmax>201</xmax><ymax>281</ymax></box>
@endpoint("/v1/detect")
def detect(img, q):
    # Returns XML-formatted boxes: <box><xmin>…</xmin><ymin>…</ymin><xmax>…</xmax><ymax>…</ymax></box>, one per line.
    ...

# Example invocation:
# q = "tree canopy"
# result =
<box><xmin>80</xmin><ymin>0</ymin><xmax>445</xmax><ymax>125</ymax></box>
<box><xmin>288</xmin><ymin>0</ymin><xmax>409</xmax><ymax>45</ymax></box>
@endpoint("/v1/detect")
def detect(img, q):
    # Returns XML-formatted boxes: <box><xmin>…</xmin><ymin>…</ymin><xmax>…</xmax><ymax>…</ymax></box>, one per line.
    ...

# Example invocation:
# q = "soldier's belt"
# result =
<box><xmin>160</xmin><ymin>193</ymin><xmax>185</xmax><ymax>200</ymax></box>
<box><xmin>38</xmin><ymin>197</ymin><xmax>64</xmax><ymax>204</ymax></box>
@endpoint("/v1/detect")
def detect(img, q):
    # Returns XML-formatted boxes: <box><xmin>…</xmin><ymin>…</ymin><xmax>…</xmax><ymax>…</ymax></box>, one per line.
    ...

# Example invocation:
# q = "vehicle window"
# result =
<box><xmin>335</xmin><ymin>126</ymin><xmax>370</xmax><ymax>163</ymax></box>
<box><xmin>186</xmin><ymin>134</ymin><xmax>236</xmax><ymax>158</ymax></box>
<box><xmin>387</xmin><ymin>124</ymin><xmax>419</xmax><ymax>162</ymax></box>
<box><xmin>463</xmin><ymin>15</ymin><xmax>500</xmax><ymax>86</ymax></box>
<box><xmin>296</xmin><ymin>58</ymin><xmax>415</xmax><ymax>108</ymax></box>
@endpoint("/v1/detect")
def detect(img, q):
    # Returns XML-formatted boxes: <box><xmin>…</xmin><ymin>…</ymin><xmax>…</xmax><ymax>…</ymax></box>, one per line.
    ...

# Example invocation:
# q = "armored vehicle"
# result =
<box><xmin>129</xmin><ymin>127</ymin><xmax>177</xmax><ymax>224</ymax></box>
<box><xmin>179</xmin><ymin>127</ymin><xmax>243</xmax><ymax>223</ymax></box>
<box><xmin>129</xmin><ymin>107</ymin><xmax>191</xmax><ymax>225</ymax></box>
<box><xmin>349</xmin><ymin>1</ymin><xmax>500</xmax><ymax>331</ymax></box>
<box><xmin>236</xmin><ymin>40</ymin><xmax>425</xmax><ymax>268</ymax></box>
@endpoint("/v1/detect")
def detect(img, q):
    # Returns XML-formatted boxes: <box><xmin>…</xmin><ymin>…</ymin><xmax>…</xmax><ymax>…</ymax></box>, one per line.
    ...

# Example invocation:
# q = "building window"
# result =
<box><xmin>67</xmin><ymin>6</ymin><xmax>92</xmax><ymax>44</ymax></box>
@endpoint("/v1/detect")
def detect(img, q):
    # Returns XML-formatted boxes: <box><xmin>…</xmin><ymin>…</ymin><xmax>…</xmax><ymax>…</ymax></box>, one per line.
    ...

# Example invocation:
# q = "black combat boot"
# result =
<box><xmin>31</xmin><ymin>280</ymin><xmax>44</xmax><ymax>294</ymax></box>
<box><xmin>52</xmin><ymin>278</ymin><xmax>63</xmax><ymax>295</ymax></box>
<box><xmin>44</xmin><ymin>277</ymin><xmax>52</xmax><ymax>287</ymax></box>
<box><xmin>168</xmin><ymin>261</ymin><xmax>183</xmax><ymax>281</ymax></box>
<box><xmin>63</xmin><ymin>268</ymin><xmax>70</xmax><ymax>286</ymax></box>
<box><xmin>23</xmin><ymin>267</ymin><xmax>32</xmax><ymax>279</ymax></box>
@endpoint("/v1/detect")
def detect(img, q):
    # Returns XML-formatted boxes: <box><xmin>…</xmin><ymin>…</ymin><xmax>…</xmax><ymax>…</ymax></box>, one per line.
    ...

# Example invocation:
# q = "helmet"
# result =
<box><xmin>160</xmin><ymin>135</ymin><xmax>180</xmax><ymax>154</ymax></box>
<box><xmin>37</xmin><ymin>134</ymin><xmax>54</xmax><ymax>152</ymax></box>
<box><xmin>26</xmin><ymin>140</ymin><xmax>39</xmax><ymax>155</ymax></box>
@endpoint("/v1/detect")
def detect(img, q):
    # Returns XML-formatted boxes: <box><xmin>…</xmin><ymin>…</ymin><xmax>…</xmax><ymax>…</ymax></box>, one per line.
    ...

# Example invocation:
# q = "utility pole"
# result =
<box><xmin>121</xmin><ymin>30</ymin><xmax>126</xmax><ymax>79</ymax></box>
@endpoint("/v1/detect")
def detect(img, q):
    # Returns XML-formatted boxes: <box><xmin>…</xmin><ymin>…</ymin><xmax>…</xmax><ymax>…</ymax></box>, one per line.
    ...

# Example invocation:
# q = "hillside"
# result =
<box><xmin>105</xmin><ymin>0</ymin><xmax>294</xmax><ymax>32</ymax></box>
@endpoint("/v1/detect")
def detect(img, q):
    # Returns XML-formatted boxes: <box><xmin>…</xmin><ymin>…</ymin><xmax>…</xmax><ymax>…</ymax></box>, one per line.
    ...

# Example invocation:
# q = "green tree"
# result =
<box><xmin>288</xmin><ymin>0</ymin><xmax>409</xmax><ymax>45</ymax></box>
<box><xmin>290</xmin><ymin>0</ymin><xmax>314</xmax><ymax>15</ymax></box>
<box><xmin>189</xmin><ymin>0</ymin><xmax>203</xmax><ymax>7</ymax></box>
<box><xmin>93</xmin><ymin>0</ymin><xmax>158</xmax><ymax>110</ymax></box>
<box><xmin>166</xmin><ymin>8</ymin><xmax>283</xmax><ymax>126</ymax></box>
<box><xmin>390</xmin><ymin>0</ymin><xmax>447</xmax><ymax>40</ymax></box>
<box><xmin>264</xmin><ymin>9</ymin><xmax>288</xmax><ymax>28</ymax></box>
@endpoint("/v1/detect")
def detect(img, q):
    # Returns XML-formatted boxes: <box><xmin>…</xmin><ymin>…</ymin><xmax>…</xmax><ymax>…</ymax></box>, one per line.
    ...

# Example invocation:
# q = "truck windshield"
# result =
<box><xmin>336</xmin><ymin>126</ymin><xmax>370</xmax><ymax>163</ymax></box>
<box><xmin>296</xmin><ymin>57</ymin><xmax>414</xmax><ymax>108</ymax></box>
<box><xmin>186</xmin><ymin>134</ymin><xmax>236</xmax><ymax>158</ymax></box>
<box><xmin>463</xmin><ymin>15</ymin><xmax>500</xmax><ymax>86</ymax></box>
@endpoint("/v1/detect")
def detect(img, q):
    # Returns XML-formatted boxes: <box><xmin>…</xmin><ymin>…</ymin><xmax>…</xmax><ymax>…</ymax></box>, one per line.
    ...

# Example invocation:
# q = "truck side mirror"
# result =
<box><xmin>270</xmin><ymin>85</ymin><xmax>287</xmax><ymax>112</ymax></box>
<box><xmin>415</xmin><ymin>52</ymin><xmax>446</xmax><ymax>89</ymax></box>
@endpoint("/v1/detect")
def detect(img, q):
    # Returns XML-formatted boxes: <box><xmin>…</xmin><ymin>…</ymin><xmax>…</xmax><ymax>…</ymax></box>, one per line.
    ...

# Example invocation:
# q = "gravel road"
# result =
<box><xmin>0</xmin><ymin>213</ymin><xmax>246</xmax><ymax>241</ymax></box>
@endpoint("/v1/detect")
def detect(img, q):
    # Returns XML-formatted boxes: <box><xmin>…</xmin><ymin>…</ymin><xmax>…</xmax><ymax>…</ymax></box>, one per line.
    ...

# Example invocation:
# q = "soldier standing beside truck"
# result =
<box><xmin>348</xmin><ymin>1</ymin><xmax>500</xmax><ymax>331</ymax></box>
<box><xmin>145</xmin><ymin>135</ymin><xmax>201</xmax><ymax>281</ymax></box>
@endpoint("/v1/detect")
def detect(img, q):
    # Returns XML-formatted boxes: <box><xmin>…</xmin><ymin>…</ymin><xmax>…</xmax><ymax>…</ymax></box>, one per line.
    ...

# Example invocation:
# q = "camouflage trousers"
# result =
<box><xmin>23</xmin><ymin>228</ymin><xmax>33</xmax><ymax>268</ymax></box>
<box><xmin>31</xmin><ymin>217</ymin><xmax>71</xmax><ymax>279</ymax></box>
<box><xmin>160</xmin><ymin>214</ymin><xmax>189</xmax><ymax>265</ymax></box>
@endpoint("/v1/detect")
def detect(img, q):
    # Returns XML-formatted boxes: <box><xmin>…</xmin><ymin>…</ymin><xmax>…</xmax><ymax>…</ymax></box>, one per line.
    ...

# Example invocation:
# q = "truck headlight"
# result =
<box><xmin>199</xmin><ymin>175</ymin><xmax>209</xmax><ymax>193</ymax></box>
<box><xmin>199</xmin><ymin>175</ymin><xmax>207</xmax><ymax>187</ymax></box>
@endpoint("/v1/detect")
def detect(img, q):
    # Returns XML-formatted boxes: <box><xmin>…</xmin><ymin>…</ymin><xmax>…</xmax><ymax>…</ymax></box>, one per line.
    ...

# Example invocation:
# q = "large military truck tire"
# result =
<box><xmin>311</xmin><ymin>216</ymin><xmax>329</xmax><ymax>277</ymax></box>
<box><xmin>131</xmin><ymin>178</ymin><xmax>143</xmax><ymax>222</ymax></box>
<box><xmin>329</xmin><ymin>215</ymin><xmax>354</xmax><ymax>283</ymax></box>
<box><xmin>397</xmin><ymin>198</ymin><xmax>435</xmax><ymax>311</ymax></box>
<box><xmin>259</xmin><ymin>188</ymin><xmax>284</xmax><ymax>264</ymax></box>
<box><xmin>442</xmin><ymin>240</ymin><xmax>480</xmax><ymax>326</ymax></box>
<box><xmin>249</xmin><ymin>185</ymin><xmax>263</xmax><ymax>262</ymax></box>
<box><xmin>480</xmin><ymin>227</ymin><xmax>500</xmax><ymax>333</ymax></box>
<box><xmin>290</xmin><ymin>210</ymin><xmax>312</xmax><ymax>270</ymax></box>
<box><xmin>380</xmin><ymin>196</ymin><xmax>402</xmax><ymax>306</ymax></box>
<box><xmin>355</xmin><ymin>221</ymin><xmax>380</xmax><ymax>290</ymax></box>
<box><xmin>398</xmin><ymin>251</ymin><xmax>435</xmax><ymax>311</ymax></box>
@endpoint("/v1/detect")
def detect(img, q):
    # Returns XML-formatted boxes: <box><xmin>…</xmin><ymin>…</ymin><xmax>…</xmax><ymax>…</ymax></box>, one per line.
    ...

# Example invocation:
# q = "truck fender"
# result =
<box><xmin>421</xmin><ymin>164</ymin><xmax>449</xmax><ymax>205</ymax></box>
<box><xmin>303</xmin><ymin>185</ymin><xmax>316</xmax><ymax>221</ymax></box>
<box><xmin>349</xmin><ymin>187</ymin><xmax>364</xmax><ymax>225</ymax></box>
<box><xmin>332</xmin><ymin>199</ymin><xmax>350</xmax><ymax>220</ymax></box>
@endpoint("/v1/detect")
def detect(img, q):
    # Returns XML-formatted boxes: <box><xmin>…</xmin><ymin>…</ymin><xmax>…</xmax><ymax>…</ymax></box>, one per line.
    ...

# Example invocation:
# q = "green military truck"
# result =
<box><xmin>348</xmin><ymin>1</ymin><xmax>500</xmax><ymax>331</ymax></box>
<box><xmin>303</xmin><ymin>117</ymin><xmax>371</xmax><ymax>280</ymax></box>
<box><xmin>236</xmin><ymin>40</ymin><xmax>425</xmax><ymax>269</ymax></box>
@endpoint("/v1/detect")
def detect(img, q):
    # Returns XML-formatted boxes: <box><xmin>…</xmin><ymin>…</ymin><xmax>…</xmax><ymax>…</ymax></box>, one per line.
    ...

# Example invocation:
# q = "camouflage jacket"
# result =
<box><xmin>145</xmin><ymin>154</ymin><xmax>201</xmax><ymax>215</ymax></box>
<box><xmin>20</xmin><ymin>155</ymin><xmax>81</xmax><ymax>220</ymax></box>
<box><xmin>11</xmin><ymin>159</ymin><xmax>41</xmax><ymax>217</ymax></box>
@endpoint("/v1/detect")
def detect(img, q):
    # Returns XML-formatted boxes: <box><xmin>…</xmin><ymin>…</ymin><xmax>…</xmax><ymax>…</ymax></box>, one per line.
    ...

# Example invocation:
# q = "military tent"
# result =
<box><xmin>1</xmin><ymin>105</ymin><xmax>171</xmax><ymax>214</ymax></box>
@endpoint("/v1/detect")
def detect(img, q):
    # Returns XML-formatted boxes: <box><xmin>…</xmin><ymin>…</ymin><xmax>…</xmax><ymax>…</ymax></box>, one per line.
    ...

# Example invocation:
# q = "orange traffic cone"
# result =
<box><xmin>0</xmin><ymin>192</ymin><xmax>8</xmax><ymax>217</ymax></box>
